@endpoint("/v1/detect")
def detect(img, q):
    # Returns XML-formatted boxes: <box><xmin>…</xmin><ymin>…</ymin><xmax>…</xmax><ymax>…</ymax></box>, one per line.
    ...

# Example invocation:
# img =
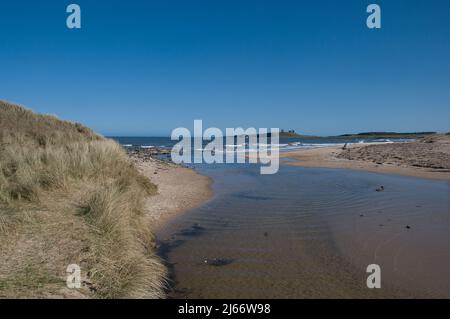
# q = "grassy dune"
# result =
<box><xmin>0</xmin><ymin>101</ymin><xmax>166</xmax><ymax>298</ymax></box>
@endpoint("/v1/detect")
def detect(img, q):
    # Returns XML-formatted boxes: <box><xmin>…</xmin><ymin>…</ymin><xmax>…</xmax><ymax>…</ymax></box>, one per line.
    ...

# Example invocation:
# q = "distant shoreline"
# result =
<box><xmin>281</xmin><ymin>135</ymin><xmax>450</xmax><ymax>181</ymax></box>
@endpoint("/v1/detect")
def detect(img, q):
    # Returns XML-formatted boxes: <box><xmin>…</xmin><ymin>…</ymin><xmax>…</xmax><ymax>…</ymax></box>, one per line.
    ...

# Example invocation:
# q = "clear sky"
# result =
<box><xmin>1</xmin><ymin>0</ymin><xmax>449</xmax><ymax>136</ymax></box>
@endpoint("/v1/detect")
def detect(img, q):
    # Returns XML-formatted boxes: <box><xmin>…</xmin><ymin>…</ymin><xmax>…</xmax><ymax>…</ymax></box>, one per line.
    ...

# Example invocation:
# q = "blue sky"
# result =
<box><xmin>1</xmin><ymin>0</ymin><xmax>449</xmax><ymax>136</ymax></box>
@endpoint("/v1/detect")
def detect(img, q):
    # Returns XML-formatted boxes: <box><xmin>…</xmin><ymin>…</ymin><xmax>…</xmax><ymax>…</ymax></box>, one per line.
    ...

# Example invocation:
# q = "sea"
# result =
<box><xmin>110</xmin><ymin>136</ymin><xmax>412</xmax><ymax>153</ymax></box>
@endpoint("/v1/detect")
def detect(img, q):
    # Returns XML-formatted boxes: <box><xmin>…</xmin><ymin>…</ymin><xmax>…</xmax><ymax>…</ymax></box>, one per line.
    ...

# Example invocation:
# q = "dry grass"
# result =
<box><xmin>0</xmin><ymin>101</ymin><xmax>166</xmax><ymax>298</ymax></box>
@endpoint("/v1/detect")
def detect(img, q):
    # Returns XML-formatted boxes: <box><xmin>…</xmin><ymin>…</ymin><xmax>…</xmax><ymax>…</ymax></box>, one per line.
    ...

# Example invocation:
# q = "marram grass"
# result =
<box><xmin>0</xmin><ymin>100</ymin><xmax>165</xmax><ymax>298</ymax></box>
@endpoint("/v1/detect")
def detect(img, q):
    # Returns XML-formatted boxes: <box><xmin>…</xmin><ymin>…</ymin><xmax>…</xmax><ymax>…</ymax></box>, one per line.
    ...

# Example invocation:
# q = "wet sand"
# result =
<box><xmin>281</xmin><ymin>135</ymin><xmax>450</xmax><ymax>181</ymax></box>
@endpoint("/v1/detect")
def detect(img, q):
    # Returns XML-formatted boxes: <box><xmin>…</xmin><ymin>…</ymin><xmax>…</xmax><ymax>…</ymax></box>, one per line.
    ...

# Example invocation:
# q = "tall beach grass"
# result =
<box><xmin>0</xmin><ymin>100</ymin><xmax>166</xmax><ymax>298</ymax></box>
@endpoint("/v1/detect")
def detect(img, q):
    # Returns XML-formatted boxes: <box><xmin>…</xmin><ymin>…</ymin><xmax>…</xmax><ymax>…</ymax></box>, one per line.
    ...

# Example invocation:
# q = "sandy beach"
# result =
<box><xmin>281</xmin><ymin>135</ymin><xmax>450</xmax><ymax>181</ymax></box>
<box><xmin>130</xmin><ymin>156</ymin><xmax>213</xmax><ymax>232</ymax></box>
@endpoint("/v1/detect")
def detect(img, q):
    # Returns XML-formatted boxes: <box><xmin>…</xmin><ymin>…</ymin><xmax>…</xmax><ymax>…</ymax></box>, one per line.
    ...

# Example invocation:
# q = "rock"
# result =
<box><xmin>82</xmin><ymin>280</ymin><xmax>97</xmax><ymax>292</ymax></box>
<box><xmin>376</xmin><ymin>186</ymin><xmax>385</xmax><ymax>192</ymax></box>
<box><xmin>179</xmin><ymin>224</ymin><xmax>206</xmax><ymax>237</ymax></box>
<box><xmin>204</xmin><ymin>258</ymin><xmax>234</xmax><ymax>267</ymax></box>
<box><xmin>406</xmin><ymin>225</ymin><xmax>411</xmax><ymax>230</ymax></box>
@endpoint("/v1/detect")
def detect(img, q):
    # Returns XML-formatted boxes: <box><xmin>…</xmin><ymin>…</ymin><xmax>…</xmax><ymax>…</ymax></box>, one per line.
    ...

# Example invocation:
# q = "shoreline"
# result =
<box><xmin>280</xmin><ymin>139</ymin><xmax>450</xmax><ymax>182</ymax></box>
<box><xmin>131</xmin><ymin>156</ymin><xmax>213</xmax><ymax>233</ymax></box>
